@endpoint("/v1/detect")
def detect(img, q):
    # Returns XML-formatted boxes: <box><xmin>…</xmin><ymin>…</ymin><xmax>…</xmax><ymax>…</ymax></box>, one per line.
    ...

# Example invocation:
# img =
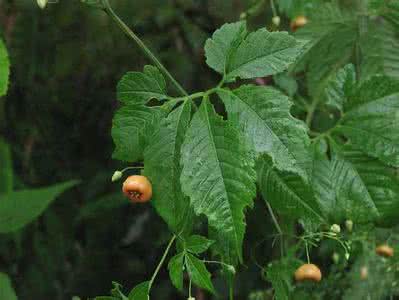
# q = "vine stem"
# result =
<box><xmin>148</xmin><ymin>235</ymin><xmax>176</xmax><ymax>290</ymax></box>
<box><xmin>100</xmin><ymin>0</ymin><xmax>188</xmax><ymax>97</ymax></box>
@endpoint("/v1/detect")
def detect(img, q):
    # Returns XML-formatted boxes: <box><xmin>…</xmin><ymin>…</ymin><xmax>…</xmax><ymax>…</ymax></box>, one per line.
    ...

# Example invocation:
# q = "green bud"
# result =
<box><xmin>330</xmin><ymin>224</ymin><xmax>341</xmax><ymax>234</ymax></box>
<box><xmin>37</xmin><ymin>0</ymin><xmax>48</xmax><ymax>9</ymax></box>
<box><xmin>226</xmin><ymin>264</ymin><xmax>236</xmax><ymax>275</ymax></box>
<box><xmin>345</xmin><ymin>220</ymin><xmax>353</xmax><ymax>232</ymax></box>
<box><xmin>332</xmin><ymin>252</ymin><xmax>340</xmax><ymax>264</ymax></box>
<box><xmin>272</xmin><ymin>16</ymin><xmax>281</xmax><ymax>26</ymax></box>
<box><xmin>111</xmin><ymin>171</ymin><xmax>123</xmax><ymax>182</ymax></box>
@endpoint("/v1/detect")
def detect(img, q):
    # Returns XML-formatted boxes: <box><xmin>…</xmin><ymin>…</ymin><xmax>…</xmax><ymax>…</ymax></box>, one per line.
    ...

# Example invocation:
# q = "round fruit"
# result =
<box><xmin>291</xmin><ymin>15</ymin><xmax>308</xmax><ymax>31</ymax></box>
<box><xmin>294</xmin><ymin>264</ymin><xmax>322</xmax><ymax>282</ymax></box>
<box><xmin>375</xmin><ymin>244</ymin><xmax>394</xmax><ymax>258</ymax></box>
<box><xmin>360</xmin><ymin>266</ymin><xmax>368</xmax><ymax>280</ymax></box>
<box><xmin>122</xmin><ymin>175</ymin><xmax>152</xmax><ymax>203</ymax></box>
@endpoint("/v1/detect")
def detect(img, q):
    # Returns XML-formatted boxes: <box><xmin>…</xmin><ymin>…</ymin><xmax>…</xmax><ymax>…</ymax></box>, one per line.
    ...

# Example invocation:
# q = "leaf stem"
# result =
<box><xmin>101</xmin><ymin>0</ymin><xmax>188</xmax><ymax>96</ymax></box>
<box><xmin>265</xmin><ymin>200</ymin><xmax>283</xmax><ymax>236</ymax></box>
<box><xmin>148</xmin><ymin>235</ymin><xmax>176</xmax><ymax>290</ymax></box>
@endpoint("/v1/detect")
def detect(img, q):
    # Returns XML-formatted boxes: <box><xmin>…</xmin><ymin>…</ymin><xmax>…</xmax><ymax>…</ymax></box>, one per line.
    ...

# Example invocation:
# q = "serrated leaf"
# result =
<box><xmin>168</xmin><ymin>253</ymin><xmax>184</xmax><ymax>291</ymax></box>
<box><xmin>204</xmin><ymin>22</ymin><xmax>247</xmax><ymax>76</ymax></box>
<box><xmin>185</xmin><ymin>253</ymin><xmax>215</xmax><ymax>294</ymax></box>
<box><xmin>218</xmin><ymin>85</ymin><xmax>312</xmax><ymax>180</ymax></box>
<box><xmin>144</xmin><ymin>101</ymin><xmax>192</xmax><ymax>233</ymax></box>
<box><xmin>0</xmin><ymin>273</ymin><xmax>17</xmax><ymax>300</ymax></box>
<box><xmin>324</xmin><ymin>64</ymin><xmax>356</xmax><ymax>112</ymax></box>
<box><xmin>205</xmin><ymin>22</ymin><xmax>304</xmax><ymax>81</ymax></box>
<box><xmin>128</xmin><ymin>281</ymin><xmax>149</xmax><ymax>300</ymax></box>
<box><xmin>336</xmin><ymin>75</ymin><xmax>399</xmax><ymax>167</ymax></box>
<box><xmin>0</xmin><ymin>39</ymin><xmax>10</xmax><ymax>97</ymax></box>
<box><xmin>0</xmin><ymin>181</ymin><xmax>79</xmax><ymax>233</ymax></box>
<box><xmin>360</xmin><ymin>20</ymin><xmax>399</xmax><ymax>81</ymax></box>
<box><xmin>180</xmin><ymin>100</ymin><xmax>256</xmax><ymax>264</ymax></box>
<box><xmin>294</xmin><ymin>4</ymin><xmax>357</xmax><ymax>98</ymax></box>
<box><xmin>265</xmin><ymin>258</ymin><xmax>302</xmax><ymax>300</ymax></box>
<box><xmin>185</xmin><ymin>235</ymin><xmax>214</xmax><ymax>254</ymax></box>
<box><xmin>329</xmin><ymin>142</ymin><xmax>399</xmax><ymax>225</ymax></box>
<box><xmin>117</xmin><ymin>66</ymin><xmax>167</xmax><ymax>104</ymax></box>
<box><xmin>0</xmin><ymin>138</ymin><xmax>13</xmax><ymax>194</ymax></box>
<box><xmin>112</xmin><ymin>104</ymin><xmax>164</xmax><ymax>162</ymax></box>
<box><xmin>257</xmin><ymin>156</ymin><xmax>324</xmax><ymax>222</ymax></box>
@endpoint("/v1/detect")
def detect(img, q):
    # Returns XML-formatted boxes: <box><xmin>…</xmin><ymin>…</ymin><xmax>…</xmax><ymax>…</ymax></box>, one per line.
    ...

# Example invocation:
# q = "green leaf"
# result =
<box><xmin>185</xmin><ymin>235</ymin><xmax>214</xmax><ymax>254</ymax></box>
<box><xmin>0</xmin><ymin>181</ymin><xmax>78</xmax><ymax>233</ymax></box>
<box><xmin>0</xmin><ymin>273</ymin><xmax>17</xmax><ymax>300</ymax></box>
<box><xmin>0</xmin><ymin>138</ymin><xmax>13</xmax><ymax>194</ymax></box>
<box><xmin>273</xmin><ymin>73</ymin><xmax>298</xmax><ymax>97</ymax></box>
<box><xmin>117</xmin><ymin>66</ymin><xmax>167</xmax><ymax>104</ymax></box>
<box><xmin>180</xmin><ymin>100</ymin><xmax>256</xmax><ymax>264</ymax></box>
<box><xmin>205</xmin><ymin>22</ymin><xmax>304</xmax><ymax>81</ymax></box>
<box><xmin>337</xmin><ymin>75</ymin><xmax>399</xmax><ymax>167</ymax></box>
<box><xmin>265</xmin><ymin>258</ymin><xmax>302</xmax><ymax>300</ymax></box>
<box><xmin>111</xmin><ymin>105</ymin><xmax>164</xmax><ymax>162</ymax></box>
<box><xmin>168</xmin><ymin>253</ymin><xmax>184</xmax><ymax>291</ymax></box>
<box><xmin>185</xmin><ymin>253</ymin><xmax>215</xmax><ymax>294</ymax></box>
<box><xmin>0</xmin><ymin>39</ymin><xmax>10</xmax><ymax>97</ymax></box>
<box><xmin>324</xmin><ymin>64</ymin><xmax>356</xmax><ymax>112</ymax></box>
<box><xmin>294</xmin><ymin>3</ymin><xmax>357</xmax><ymax>98</ymax></box>
<box><xmin>94</xmin><ymin>297</ymin><xmax>119</xmax><ymax>300</ymax></box>
<box><xmin>128</xmin><ymin>281</ymin><xmax>149</xmax><ymax>300</ymax></box>
<box><xmin>257</xmin><ymin>155</ymin><xmax>324</xmax><ymax>222</ymax></box>
<box><xmin>144</xmin><ymin>101</ymin><xmax>192</xmax><ymax>233</ymax></box>
<box><xmin>329</xmin><ymin>142</ymin><xmax>399</xmax><ymax>225</ymax></box>
<box><xmin>112</xmin><ymin>66</ymin><xmax>168</xmax><ymax>162</ymax></box>
<box><xmin>218</xmin><ymin>85</ymin><xmax>312</xmax><ymax>180</ymax></box>
<box><xmin>360</xmin><ymin>20</ymin><xmax>399</xmax><ymax>81</ymax></box>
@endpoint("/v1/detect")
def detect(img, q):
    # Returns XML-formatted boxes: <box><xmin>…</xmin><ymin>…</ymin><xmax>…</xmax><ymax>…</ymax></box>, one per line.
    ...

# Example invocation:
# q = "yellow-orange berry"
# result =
<box><xmin>291</xmin><ymin>16</ymin><xmax>308</xmax><ymax>31</ymax></box>
<box><xmin>376</xmin><ymin>244</ymin><xmax>394</xmax><ymax>258</ymax></box>
<box><xmin>122</xmin><ymin>175</ymin><xmax>152</xmax><ymax>203</ymax></box>
<box><xmin>294</xmin><ymin>264</ymin><xmax>322</xmax><ymax>282</ymax></box>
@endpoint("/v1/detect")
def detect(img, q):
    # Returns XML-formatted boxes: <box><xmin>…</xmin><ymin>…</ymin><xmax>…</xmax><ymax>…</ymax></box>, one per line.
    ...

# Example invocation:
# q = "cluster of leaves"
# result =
<box><xmin>104</xmin><ymin>0</ymin><xmax>399</xmax><ymax>299</ymax></box>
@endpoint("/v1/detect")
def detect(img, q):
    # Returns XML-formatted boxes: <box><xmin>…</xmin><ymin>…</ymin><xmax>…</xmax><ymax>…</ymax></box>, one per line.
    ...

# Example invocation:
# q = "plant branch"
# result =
<box><xmin>101</xmin><ymin>0</ymin><xmax>188</xmax><ymax>96</ymax></box>
<box><xmin>149</xmin><ymin>235</ymin><xmax>176</xmax><ymax>290</ymax></box>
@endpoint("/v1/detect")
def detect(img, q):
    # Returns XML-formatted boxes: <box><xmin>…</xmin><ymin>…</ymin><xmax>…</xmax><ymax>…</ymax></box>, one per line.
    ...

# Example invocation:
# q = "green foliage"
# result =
<box><xmin>205</xmin><ymin>21</ymin><xmax>305</xmax><ymax>81</ymax></box>
<box><xmin>0</xmin><ymin>138</ymin><xmax>13</xmax><ymax>194</ymax></box>
<box><xmin>168</xmin><ymin>253</ymin><xmax>184</xmax><ymax>291</ymax></box>
<box><xmin>184</xmin><ymin>253</ymin><xmax>215</xmax><ymax>294</ymax></box>
<box><xmin>0</xmin><ymin>38</ymin><xmax>9</xmax><ymax>97</ymax></box>
<box><xmin>265</xmin><ymin>257</ymin><xmax>302</xmax><ymax>300</ymax></box>
<box><xmin>0</xmin><ymin>181</ymin><xmax>78</xmax><ymax>232</ymax></box>
<box><xmin>218</xmin><ymin>85</ymin><xmax>311</xmax><ymax>179</ymax></box>
<box><xmin>180</xmin><ymin>100</ymin><xmax>256</xmax><ymax>265</ymax></box>
<box><xmin>128</xmin><ymin>281</ymin><xmax>150</xmax><ymax>300</ymax></box>
<box><xmin>0</xmin><ymin>272</ymin><xmax>17</xmax><ymax>300</ymax></box>
<box><xmin>144</xmin><ymin>101</ymin><xmax>192</xmax><ymax>234</ymax></box>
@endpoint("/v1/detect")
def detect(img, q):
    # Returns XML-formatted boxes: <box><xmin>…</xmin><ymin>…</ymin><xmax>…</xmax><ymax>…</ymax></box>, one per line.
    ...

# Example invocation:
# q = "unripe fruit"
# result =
<box><xmin>272</xmin><ymin>16</ymin><xmax>281</xmax><ymax>26</ymax></box>
<box><xmin>330</xmin><ymin>224</ymin><xmax>341</xmax><ymax>234</ymax></box>
<box><xmin>122</xmin><ymin>175</ymin><xmax>152</xmax><ymax>203</ymax></box>
<box><xmin>345</xmin><ymin>219</ymin><xmax>353</xmax><ymax>232</ymax></box>
<box><xmin>291</xmin><ymin>16</ymin><xmax>308</xmax><ymax>31</ymax></box>
<box><xmin>294</xmin><ymin>264</ymin><xmax>322</xmax><ymax>282</ymax></box>
<box><xmin>360</xmin><ymin>266</ymin><xmax>368</xmax><ymax>280</ymax></box>
<box><xmin>376</xmin><ymin>244</ymin><xmax>394</xmax><ymax>258</ymax></box>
